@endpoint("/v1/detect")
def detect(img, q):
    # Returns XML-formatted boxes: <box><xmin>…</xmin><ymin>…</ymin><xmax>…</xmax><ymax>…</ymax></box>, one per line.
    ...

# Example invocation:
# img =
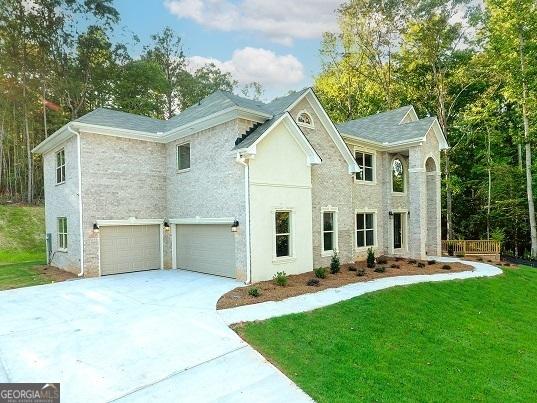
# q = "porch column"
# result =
<box><xmin>408</xmin><ymin>146</ymin><xmax>427</xmax><ymax>260</ymax></box>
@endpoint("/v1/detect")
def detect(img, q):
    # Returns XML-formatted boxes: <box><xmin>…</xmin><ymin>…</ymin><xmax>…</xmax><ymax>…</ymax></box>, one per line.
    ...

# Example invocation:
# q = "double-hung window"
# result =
<box><xmin>356</xmin><ymin>213</ymin><xmax>375</xmax><ymax>248</ymax></box>
<box><xmin>322</xmin><ymin>210</ymin><xmax>337</xmax><ymax>254</ymax></box>
<box><xmin>275</xmin><ymin>211</ymin><xmax>291</xmax><ymax>258</ymax></box>
<box><xmin>56</xmin><ymin>149</ymin><xmax>65</xmax><ymax>184</ymax></box>
<box><xmin>177</xmin><ymin>143</ymin><xmax>191</xmax><ymax>171</ymax></box>
<box><xmin>58</xmin><ymin>217</ymin><xmax>68</xmax><ymax>251</ymax></box>
<box><xmin>355</xmin><ymin>151</ymin><xmax>373</xmax><ymax>182</ymax></box>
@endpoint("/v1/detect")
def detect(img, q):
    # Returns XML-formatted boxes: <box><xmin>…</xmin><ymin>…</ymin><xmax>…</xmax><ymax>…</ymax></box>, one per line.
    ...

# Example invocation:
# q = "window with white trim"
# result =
<box><xmin>322</xmin><ymin>211</ymin><xmax>337</xmax><ymax>253</ymax></box>
<box><xmin>176</xmin><ymin>143</ymin><xmax>190</xmax><ymax>171</ymax></box>
<box><xmin>297</xmin><ymin>111</ymin><xmax>314</xmax><ymax>128</ymax></box>
<box><xmin>58</xmin><ymin>217</ymin><xmax>68</xmax><ymax>250</ymax></box>
<box><xmin>56</xmin><ymin>149</ymin><xmax>65</xmax><ymax>184</ymax></box>
<box><xmin>275</xmin><ymin>211</ymin><xmax>291</xmax><ymax>257</ymax></box>
<box><xmin>355</xmin><ymin>151</ymin><xmax>373</xmax><ymax>181</ymax></box>
<box><xmin>356</xmin><ymin>213</ymin><xmax>375</xmax><ymax>248</ymax></box>
<box><xmin>392</xmin><ymin>158</ymin><xmax>405</xmax><ymax>192</ymax></box>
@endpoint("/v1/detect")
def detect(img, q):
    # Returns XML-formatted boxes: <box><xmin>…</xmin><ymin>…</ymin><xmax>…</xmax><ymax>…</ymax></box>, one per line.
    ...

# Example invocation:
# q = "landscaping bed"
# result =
<box><xmin>217</xmin><ymin>258</ymin><xmax>472</xmax><ymax>309</ymax></box>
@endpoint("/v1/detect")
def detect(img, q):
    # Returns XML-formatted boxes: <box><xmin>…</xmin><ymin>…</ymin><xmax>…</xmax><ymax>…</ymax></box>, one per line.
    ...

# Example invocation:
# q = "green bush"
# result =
<box><xmin>348</xmin><ymin>264</ymin><xmax>357</xmax><ymax>272</ymax></box>
<box><xmin>273</xmin><ymin>271</ymin><xmax>288</xmax><ymax>286</ymax></box>
<box><xmin>441</xmin><ymin>264</ymin><xmax>452</xmax><ymax>270</ymax></box>
<box><xmin>248</xmin><ymin>287</ymin><xmax>261</xmax><ymax>297</ymax></box>
<box><xmin>374</xmin><ymin>266</ymin><xmax>386</xmax><ymax>273</ymax></box>
<box><xmin>367</xmin><ymin>248</ymin><xmax>375</xmax><ymax>268</ymax></box>
<box><xmin>330</xmin><ymin>252</ymin><xmax>341</xmax><ymax>274</ymax></box>
<box><xmin>428</xmin><ymin>260</ymin><xmax>436</xmax><ymax>265</ymax></box>
<box><xmin>447</xmin><ymin>244</ymin><xmax>454</xmax><ymax>256</ymax></box>
<box><xmin>408</xmin><ymin>259</ymin><xmax>417</xmax><ymax>264</ymax></box>
<box><xmin>417</xmin><ymin>262</ymin><xmax>425</xmax><ymax>268</ymax></box>
<box><xmin>307</xmin><ymin>278</ymin><xmax>320</xmax><ymax>287</ymax></box>
<box><xmin>391</xmin><ymin>263</ymin><xmax>400</xmax><ymax>269</ymax></box>
<box><xmin>314</xmin><ymin>267</ymin><xmax>327</xmax><ymax>279</ymax></box>
<box><xmin>357</xmin><ymin>267</ymin><xmax>366</xmax><ymax>276</ymax></box>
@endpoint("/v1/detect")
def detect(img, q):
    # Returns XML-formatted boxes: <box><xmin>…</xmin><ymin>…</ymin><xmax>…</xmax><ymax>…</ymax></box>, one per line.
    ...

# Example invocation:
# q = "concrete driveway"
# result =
<box><xmin>0</xmin><ymin>270</ymin><xmax>311</xmax><ymax>402</ymax></box>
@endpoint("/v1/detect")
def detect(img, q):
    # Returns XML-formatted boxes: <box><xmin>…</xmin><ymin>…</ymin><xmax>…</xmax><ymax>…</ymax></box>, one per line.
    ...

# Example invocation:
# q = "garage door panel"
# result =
<box><xmin>176</xmin><ymin>225</ymin><xmax>236</xmax><ymax>278</ymax></box>
<box><xmin>100</xmin><ymin>225</ymin><xmax>160</xmax><ymax>275</ymax></box>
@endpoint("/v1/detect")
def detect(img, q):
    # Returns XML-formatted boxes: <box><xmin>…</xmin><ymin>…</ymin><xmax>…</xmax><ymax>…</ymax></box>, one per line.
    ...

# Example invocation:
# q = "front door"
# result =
<box><xmin>393</xmin><ymin>213</ymin><xmax>403</xmax><ymax>249</ymax></box>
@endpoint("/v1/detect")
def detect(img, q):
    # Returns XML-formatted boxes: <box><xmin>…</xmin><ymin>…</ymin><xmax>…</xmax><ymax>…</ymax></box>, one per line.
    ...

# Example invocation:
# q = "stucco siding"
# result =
<box><xmin>249</xmin><ymin>123</ymin><xmax>313</xmax><ymax>282</ymax></box>
<box><xmin>79</xmin><ymin>132</ymin><xmax>167</xmax><ymax>276</ymax></box>
<box><xmin>43</xmin><ymin>135</ymin><xmax>81</xmax><ymax>274</ymax></box>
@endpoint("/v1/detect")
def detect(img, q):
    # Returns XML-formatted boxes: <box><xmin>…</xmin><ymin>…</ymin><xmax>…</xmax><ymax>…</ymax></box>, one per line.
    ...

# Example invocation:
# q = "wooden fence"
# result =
<box><xmin>441</xmin><ymin>240</ymin><xmax>501</xmax><ymax>256</ymax></box>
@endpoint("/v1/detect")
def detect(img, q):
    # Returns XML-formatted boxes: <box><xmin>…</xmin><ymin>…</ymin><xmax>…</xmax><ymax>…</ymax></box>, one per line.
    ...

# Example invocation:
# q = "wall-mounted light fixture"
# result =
<box><xmin>164</xmin><ymin>221</ymin><xmax>171</xmax><ymax>232</ymax></box>
<box><xmin>231</xmin><ymin>220</ymin><xmax>239</xmax><ymax>232</ymax></box>
<box><xmin>93</xmin><ymin>223</ymin><xmax>100</xmax><ymax>233</ymax></box>
<box><xmin>388</xmin><ymin>211</ymin><xmax>394</xmax><ymax>218</ymax></box>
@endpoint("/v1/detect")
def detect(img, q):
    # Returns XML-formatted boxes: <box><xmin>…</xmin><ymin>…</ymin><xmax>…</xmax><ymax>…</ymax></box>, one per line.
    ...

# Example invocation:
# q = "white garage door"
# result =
<box><xmin>176</xmin><ymin>224</ymin><xmax>236</xmax><ymax>278</ymax></box>
<box><xmin>100</xmin><ymin>225</ymin><xmax>161</xmax><ymax>275</ymax></box>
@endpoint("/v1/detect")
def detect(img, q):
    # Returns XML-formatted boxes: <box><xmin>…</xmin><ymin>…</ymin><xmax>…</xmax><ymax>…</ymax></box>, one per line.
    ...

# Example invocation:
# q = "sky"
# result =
<box><xmin>112</xmin><ymin>0</ymin><xmax>342</xmax><ymax>100</ymax></box>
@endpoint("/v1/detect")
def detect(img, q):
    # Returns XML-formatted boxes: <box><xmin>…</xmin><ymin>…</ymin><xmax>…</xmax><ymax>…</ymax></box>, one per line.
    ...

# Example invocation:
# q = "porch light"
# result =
<box><xmin>164</xmin><ymin>221</ymin><xmax>171</xmax><ymax>231</ymax></box>
<box><xmin>93</xmin><ymin>223</ymin><xmax>100</xmax><ymax>233</ymax></box>
<box><xmin>231</xmin><ymin>220</ymin><xmax>239</xmax><ymax>232</ymax></box>
<box><xmin>388</xmin><ymin>211</ymin><xmax>393</xmax><ymax>218</ymax></box>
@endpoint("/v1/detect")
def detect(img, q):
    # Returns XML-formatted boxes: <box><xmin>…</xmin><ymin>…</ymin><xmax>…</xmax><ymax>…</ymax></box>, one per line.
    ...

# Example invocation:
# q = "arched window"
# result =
<box><xmin>392</xmin><ymin>158</ymin><xmax>405</xmax><ymax>193</ymax></box>
<box><xmin>297</xmin><ymin>111</ymin><xmax>314</xmax><ymax>128</ymax></box>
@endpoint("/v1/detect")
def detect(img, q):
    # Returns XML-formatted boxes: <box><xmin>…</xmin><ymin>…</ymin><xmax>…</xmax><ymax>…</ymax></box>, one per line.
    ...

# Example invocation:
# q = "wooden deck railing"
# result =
<box><xmin>441</xmin><ymin>240</ymin><xmax>501</xmax><ymax>256</ymax></box>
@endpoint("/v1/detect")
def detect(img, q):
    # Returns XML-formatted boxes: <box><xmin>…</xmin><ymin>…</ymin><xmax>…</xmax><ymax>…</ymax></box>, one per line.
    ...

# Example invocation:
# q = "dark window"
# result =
<box><xmin>275</xmin><ymin>211</ymin><xmax>291</xmax><ymax>257</ymax></box>
<box><xmin>393</xmin><ymin>213</ymin><xmax>403</xmax><ymax>249</ymax></box>
<box><xmin>356</xmin><ymin>213</ymin><xmax>375</xmax><ymax>247</ymax></box>
<box><xmin>322</xmin><ymin>211</ymin><xmax>335</xmax><ymax>252</ymax></box>
<box><xmin>177</xmin><ymin>143</ymin><xmax>191</xmax><ymax>170</ymax></box>
<box><xmin>355</xmin><ymin>151</ymin><xmax>373</xmax><ymax>181</ymax></box>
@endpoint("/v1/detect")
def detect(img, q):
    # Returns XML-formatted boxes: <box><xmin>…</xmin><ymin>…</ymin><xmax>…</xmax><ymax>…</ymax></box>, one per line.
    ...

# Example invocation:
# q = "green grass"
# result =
<box><xmin>0</xmin><ymin>205</ymin><xmax>47</xmax><ymax>289</ymax></box>
<box><xmin>238</xmin><ymin>268</ymin><xmax>537</xmax><ymax>402</ymax></box>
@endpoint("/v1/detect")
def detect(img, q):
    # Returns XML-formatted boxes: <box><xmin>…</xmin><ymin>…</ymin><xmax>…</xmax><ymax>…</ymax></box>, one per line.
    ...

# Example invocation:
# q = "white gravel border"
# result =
<box><xmin>218</xmin><ymin>257</ymin><xmax>502</xmax><ymax>325</ymax></box>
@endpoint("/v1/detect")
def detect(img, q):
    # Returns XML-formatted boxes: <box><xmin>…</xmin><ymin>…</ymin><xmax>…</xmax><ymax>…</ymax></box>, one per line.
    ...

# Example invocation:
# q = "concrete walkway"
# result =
<box><xmin>218</xmin><ymin>258</ymin><xmax>503</xmax><ymax>325</ymax></box>
<box><xmin>0</xmin><ymin>270</ymin><xmax>312</xmax><ymax>403</ymax></box>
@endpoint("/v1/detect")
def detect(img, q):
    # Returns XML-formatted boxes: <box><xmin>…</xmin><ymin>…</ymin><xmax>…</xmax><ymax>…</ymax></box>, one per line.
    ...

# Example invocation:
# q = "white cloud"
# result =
<box><xmin>187</xmin><ymin>47</ymin><xmax>304</xmax><ymax>89</ymax></box>
<box><xmin>164</xmin><ymin>0</ymin><xmax>340</xmax><ymax>45</ymax></box>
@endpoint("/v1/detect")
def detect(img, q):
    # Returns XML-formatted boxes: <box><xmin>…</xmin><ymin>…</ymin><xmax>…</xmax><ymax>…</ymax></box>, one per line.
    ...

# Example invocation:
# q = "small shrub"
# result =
<box><xmin>314</xmin><ymin>267</ymin><xmax>327</xmax><ymax>279</ymax></box>
<box><xmin>357</xmin><ymin>267</ymin><xmax>366</xmax><ymax>276</ymax></box>
<box><xmin>428</xmin><ymin>260</ymin><xmax>436</xmax><ymax>265</ymax></box>
<box><xmin>441</xmin><ymin>264</ymin><xmax>451</xmax><ymax>270</ymax></box>
<box><xmin>273</xmin><ymin>271</ymin><xmax>288</xmax><ymax>286</ymax></box>
<box><xmin>390</xmin><ymin>263</ymin><xmax>400</xmax><ymax>269</ymax></box>
<box><xmin>417</xmin><ymin>262</ymin><xmax>425</xmax><ymax>268</ymax></box>
<box><xmin>408</xmin><ymin>259</ymin><xmax>417</xmax><ymax>264</ymax></box>
<box><xmin>374</xmin><ymin>266</ymin><xmax>386</xmax><ymax>273</ymax></box>
<box><xmin>306</xmin><ymin>278</ymin><xmax>320</xmax><ymax>287</ymax></box>
<box><xmin>330</xmin><ymin>251</ymin><xmax>341</xmax><ymax>274</ymax></box>
<box><xmin>367</xmin><ymin>247</ymin><xmax>376</xmax><ymax>268</ymax></box>
<box><xmin>248</xmin><ymin>287</ymin><xmax>261</xmax><ymax>297</ymax></box>
<box><xmin>487</xmin><ymin>259</ymin><xmax>492</xmax><ymax>263</ymax></box>
<box><xmin>348</xmin><ymin>264</ymin><xmax>357</xmax><ymax>272</ymax></box>
<box><xmin>377</xmin><ymin>256</ymin><xmax>388</xmax><ymax>265</ymax></box>
<box><xmin>447</xmin><ymin>244</ymin><xmax>454</xmax><ymax>256</ymax></box>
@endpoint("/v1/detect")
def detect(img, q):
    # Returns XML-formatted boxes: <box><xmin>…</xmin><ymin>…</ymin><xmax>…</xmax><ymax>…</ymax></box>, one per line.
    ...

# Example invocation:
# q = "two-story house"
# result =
<box><xmin>33</xmin><ymin>88</ymin><xmax>447</xmax><ymax>282</ymax></box>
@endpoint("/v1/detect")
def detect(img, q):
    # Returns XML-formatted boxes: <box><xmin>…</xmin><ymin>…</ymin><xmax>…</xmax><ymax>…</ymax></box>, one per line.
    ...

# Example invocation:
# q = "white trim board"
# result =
<box><xmin>170</xmin><ymin>217</ymin><xmax>236</xmax><ymax>225</ymax></box>
<box><xmin>96</xmin><ymin>218</ymin><xmax>164</xmax><ymax>226</ymax></box>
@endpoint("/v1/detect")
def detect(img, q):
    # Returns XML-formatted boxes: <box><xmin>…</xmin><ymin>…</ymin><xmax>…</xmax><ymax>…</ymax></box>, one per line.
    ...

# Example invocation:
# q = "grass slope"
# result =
<box><xmin>238</xmin><ymin>268</ymin><xmax>537</xmax><ymax>402</ymax></box>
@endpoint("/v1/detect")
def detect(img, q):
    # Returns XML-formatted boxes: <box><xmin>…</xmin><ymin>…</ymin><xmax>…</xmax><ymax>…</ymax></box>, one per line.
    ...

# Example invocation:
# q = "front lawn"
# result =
<box><xmin>237</xmin><ymin>267</ymin><xmax>537</xmax><ymax>402</ymax></box>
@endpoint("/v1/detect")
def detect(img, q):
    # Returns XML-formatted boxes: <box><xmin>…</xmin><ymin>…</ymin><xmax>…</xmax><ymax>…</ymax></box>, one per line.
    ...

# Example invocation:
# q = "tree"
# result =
<box><xmin>180</xmin><ymin>63</ymin><xmax>236</xmax><ymax>109</ymax></box>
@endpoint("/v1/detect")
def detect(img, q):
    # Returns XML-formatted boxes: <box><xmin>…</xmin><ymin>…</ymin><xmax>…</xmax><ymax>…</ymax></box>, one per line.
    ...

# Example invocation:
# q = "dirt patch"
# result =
<box><xmin>217</xmin><ymin>258</ymin><xmax>473</xmax><ymax>310</ymax></box>
<box><xmin>36</xmin><ymin>265</ymin><xmax>78</xmax><ymax>282</ymax></box>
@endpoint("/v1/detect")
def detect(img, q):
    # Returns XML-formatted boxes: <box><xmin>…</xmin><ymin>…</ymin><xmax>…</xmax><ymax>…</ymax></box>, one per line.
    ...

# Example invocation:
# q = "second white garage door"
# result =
<box><xmin>176</xmin><ymin>224</ymin><xmax>236</xmax><ymax>278</ymax></box>
<box><xmin>100</xmin><ymin>225</ymin><xmax>161</xmax><ymax>275</ymax></box>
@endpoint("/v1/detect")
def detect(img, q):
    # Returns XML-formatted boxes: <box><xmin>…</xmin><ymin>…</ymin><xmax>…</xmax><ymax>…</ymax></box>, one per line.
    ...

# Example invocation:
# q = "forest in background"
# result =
<box><xmin>1</xmin><ymin>0</ymin><xmax>536</xmax><ymax>257</ymax></box>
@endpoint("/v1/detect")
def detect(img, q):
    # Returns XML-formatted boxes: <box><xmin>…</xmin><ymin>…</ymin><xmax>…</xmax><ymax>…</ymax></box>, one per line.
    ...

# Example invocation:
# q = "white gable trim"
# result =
<box><xmin>287</xmin><ymin>89</ymin><xmax>360</xmax><ymax>174</ymax></box>
<box><xmin>239</xmin><ymin>113</ymin><xmax>322</xmax><ymax>166</ymax></box>
<box><xmin>400</xmin><ymin>106</ymin><xmax>418</xmax><ymax>124</ymax></box>
<box><xmin>429</xmin><ymin>119</ymin><xmax>449</xmax><ymax>150</ymax></box>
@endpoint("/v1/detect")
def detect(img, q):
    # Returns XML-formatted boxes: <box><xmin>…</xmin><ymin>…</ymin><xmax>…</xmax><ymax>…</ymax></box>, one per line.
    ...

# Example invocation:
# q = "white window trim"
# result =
<box><xmin>176</xmin><ymin>142</ymin><xmax>191</xmax><ymax>173</ymax></box>
<box><xmin>56</xmin><ymin>148</ymin><xmax>65</xmax><ymax>185</ymax></box>
<box><xmin>57</xmin><ymin>216</ymin><xmax>68</xmax><ymax>252</ymax></box>
<box><xmin>355</xmin><ymin>209</ymin><xmax>377</xmax><ymax>251</ymax></box>
<box><xmin>391</xmin><ymin>209</ymin><xmax>409</xmax><ymax>252</ymax></box>
<box><xmin>272</xmin><ymin>208</ymin><xmax>295</xmax><ymax>263</ymax></box>
<box><xmin>321</xmin><ymin>206</ymin><xmax>338</xmax><ymax>257</ymax></box>
<box><xmin>296</xmin><ymin>110</ymin><xmax>314</xmax><ymax>129</ymax></box>
<box><xmin>354</xmin><ymin>147</ymin><xmax>376</xmax><ymax>185</ymax></box>
<box><xmin>391</xmin><ymin>155</ymin><xmax>408</xmax><ymax>195</ymax></box>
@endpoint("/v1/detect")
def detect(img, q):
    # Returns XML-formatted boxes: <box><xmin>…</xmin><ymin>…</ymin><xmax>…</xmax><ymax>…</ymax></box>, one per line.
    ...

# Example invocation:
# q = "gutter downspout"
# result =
<box><xmin>67</xmin><ymin>124</ymin><xmax>84</xmax><ymax>277</ymax></box>
<box><xmin>236</xmin><ymin>153</ymin><xmax>252</xmax><ymax>284</ymax></box>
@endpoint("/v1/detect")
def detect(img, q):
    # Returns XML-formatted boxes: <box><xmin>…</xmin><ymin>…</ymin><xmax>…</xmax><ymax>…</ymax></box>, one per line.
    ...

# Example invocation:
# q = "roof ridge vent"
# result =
<box><xmin>235</xmin><ymin>121</ymin><xmax>263</xmax><ymax>146</ymax></box>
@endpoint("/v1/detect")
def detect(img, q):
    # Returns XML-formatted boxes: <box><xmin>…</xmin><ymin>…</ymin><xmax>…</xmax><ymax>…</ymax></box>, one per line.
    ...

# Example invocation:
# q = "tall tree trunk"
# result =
<box><xmin>518</xmin><ymin>144</ymin><xmax>523</xmax><ymax>170</ymax></box>
<box><xmin>520</xmin><ymin>32</ymin><xmax>537</xmax><ymax>256</ymax></box>
<box><xmin>0</xmin><ymin>116</ymin><xmax>4</xmax><ymax>193</ymax></box>
<box><xmin>487</xmin><ymin>127</ymin><xmax>491</xmax><ymax>240</ymax></box>
<box><xmin>23</xmin><ymin>85</ymin><xmax>33</xmax><ymax>204</ymax></box>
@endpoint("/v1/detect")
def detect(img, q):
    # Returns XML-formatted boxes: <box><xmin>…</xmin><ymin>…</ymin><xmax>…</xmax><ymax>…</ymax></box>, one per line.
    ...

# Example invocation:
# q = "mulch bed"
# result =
<box><xmin>36</xmin><ymin>265</ymin><xmax>78</xmax><ymax>282</ymax></box>
<box><xmin>217</xmin><ymin>258</ymin><xmax>473</xmax><ymax>310</ymax></box>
